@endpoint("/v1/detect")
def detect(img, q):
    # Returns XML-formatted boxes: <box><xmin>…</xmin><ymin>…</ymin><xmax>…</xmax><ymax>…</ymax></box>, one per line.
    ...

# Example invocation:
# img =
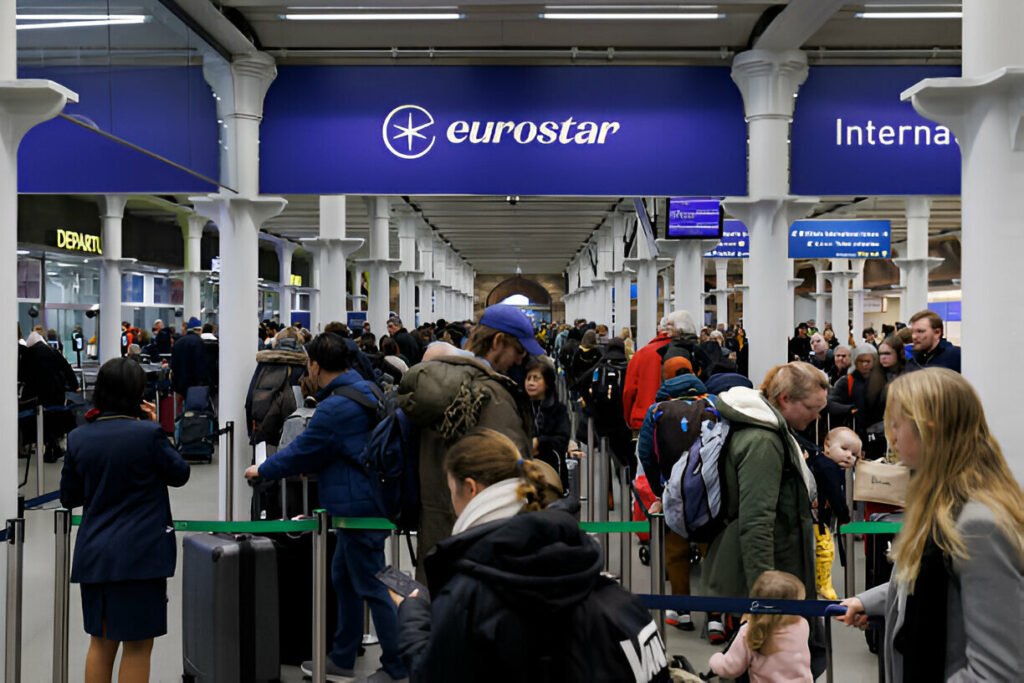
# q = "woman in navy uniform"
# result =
<box><xmin>60</xmin><ymin>358</ymin><xmax>191</xmax><ymax>683</ymax></box>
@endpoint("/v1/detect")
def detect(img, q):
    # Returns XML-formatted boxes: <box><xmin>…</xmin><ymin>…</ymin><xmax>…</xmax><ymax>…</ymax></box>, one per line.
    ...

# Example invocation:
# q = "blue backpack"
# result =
<box><xmin>335</xmin><ymin>385</ymin><xmax>420</xmax><ymax>531</ymax></box>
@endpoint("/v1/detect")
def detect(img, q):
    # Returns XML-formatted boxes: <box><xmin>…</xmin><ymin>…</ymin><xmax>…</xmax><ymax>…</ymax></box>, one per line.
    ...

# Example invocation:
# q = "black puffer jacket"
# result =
<box><xmin>530</xmin><ymin>394</ymin><xmax>571</xmax><ymax>483</ymax></box>
<box><xmin>398</xmin><ymin>507</ymin><xmax>670</xmax><ymax>683</ymax></box>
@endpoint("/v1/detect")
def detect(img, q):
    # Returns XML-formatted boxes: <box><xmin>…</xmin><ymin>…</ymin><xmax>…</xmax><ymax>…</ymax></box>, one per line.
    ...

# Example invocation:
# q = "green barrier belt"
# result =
<box><xmin>69</xmin><ymin>516</ymin><xmax>317</xmax><ymax>533</ymax></box>
<box><xmin>840</xmin><ymin>521</ymin><xmax>903</xmax><ymax>534</ymax></box>
<box><xmin>333</xmin><ymin>517</ymin><xmax>397</xmax><ymax>530</ymax></box>
<box><xmin>579</xmin><ymin>521</ymin><xmax>649</xmax><ymax>533</ymax></box>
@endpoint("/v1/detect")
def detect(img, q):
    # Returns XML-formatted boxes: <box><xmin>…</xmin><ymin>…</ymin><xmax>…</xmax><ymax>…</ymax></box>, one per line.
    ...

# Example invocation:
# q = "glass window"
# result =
<box><xmin>153</xmin><ymin>277</ymin><xmax>171</xmax><ymax>304</ymax></box>
<box><xmin>122</xmin><ymin>274</ymin><xmax>144</xmax><ymax>303</ymax></box>
<box><xmin>18</xmin><ymin>259</ymin><xmax>41</xmax><ymax>300</ymax></box>
<box><xmin>170</xmin><ymin>279</ymin><xmax>184</xmax><ymax>305</ymax></box>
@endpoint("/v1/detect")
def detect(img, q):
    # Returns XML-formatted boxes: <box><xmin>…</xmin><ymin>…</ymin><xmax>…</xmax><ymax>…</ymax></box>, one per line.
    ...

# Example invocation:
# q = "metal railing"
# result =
<box><xmin>5</xmin><ymin>519</ymin><xmax>25</xmax><ymax>683</ymax></box>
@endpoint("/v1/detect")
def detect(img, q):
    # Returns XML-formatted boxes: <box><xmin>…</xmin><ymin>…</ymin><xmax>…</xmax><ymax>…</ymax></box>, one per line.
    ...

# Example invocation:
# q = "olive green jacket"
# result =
<box><xmin>397</xmin><ymin>355</ymin><xmax>531</xmax><ymax>579</ymax></box>
<box><xmin>703</xmin><ymin>387</ymin><xmax>817</xmax><ymax>600</ymax></box>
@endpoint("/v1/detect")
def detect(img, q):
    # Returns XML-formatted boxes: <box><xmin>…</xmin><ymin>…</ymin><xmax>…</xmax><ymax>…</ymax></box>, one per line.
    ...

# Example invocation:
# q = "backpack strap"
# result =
<box><xmin>847</xmin><ymin>373</ymin><xmax>854</xmax><ymax>399</ymax></box>
<box><xmin>333</xmin><ymin>384</ymin><xmax>382</xmax><ymax>414</ymax></box>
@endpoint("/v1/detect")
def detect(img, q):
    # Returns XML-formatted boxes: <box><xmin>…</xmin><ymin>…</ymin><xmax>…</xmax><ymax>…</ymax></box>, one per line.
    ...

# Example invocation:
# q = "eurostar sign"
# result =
<box><xmin>382</xmin><ymin>104</ymin><xmax>622</xmax><ymax>160</ymax></box>
<box><xmin>261</xmin><ymin>66</ymin><xmax>748</xmax><ymax>196</ymax></box>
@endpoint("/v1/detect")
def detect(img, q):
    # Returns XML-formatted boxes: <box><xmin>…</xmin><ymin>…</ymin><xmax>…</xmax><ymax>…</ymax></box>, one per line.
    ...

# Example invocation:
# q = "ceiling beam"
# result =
<box><xmin>754</xmin><ymin>0</ymin><xmax>845</xmax><ymax>51</ymax></box>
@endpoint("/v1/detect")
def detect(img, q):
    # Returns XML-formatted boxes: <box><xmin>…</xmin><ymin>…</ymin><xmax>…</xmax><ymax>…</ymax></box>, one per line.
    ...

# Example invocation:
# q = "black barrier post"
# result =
<box><xmin>35</xmin><ymin>406</ymin><xmax>44</xmax><ymax>497</ymax></box>
<box><xmin>53</xmin><ymin>509</ymin><xmax>71</xmax><ymax>683</ymax></box>
<box><xmin>596</xmin><ymin>436</ymin><xmax>609</xmax><ymax>570</ymax></box>
<box><xmin>844</xmin><ymin>467</ymin><xmax>855</xmax><ymax>597</ymax></box>
<box><xmin>619</xmin><ymin>463</ymin><xmax>632</xmax><ymax>591</ymax></box>
<box><xmin>648</xmin><ymin>512</ymin><xmax>666</xmax><ymax>644</ymax></box>
<box><xmin>312</xmin><ymin>509</ymin><xmax>328</xmax><ymax>683</ymax></box>
<box><xmin>586</xmin><ymin>417</ymin><xmax>596</xmax><ymax>522</ymax></box>
<box><xmin>5</xmin><ymin>518</ymin><xmax>24</xmax><ymax>683</ymax></box>
<box><xmin>224</xmin><ymin>422</ymin><xmax>235</xmax><ymax>522</ymax></box>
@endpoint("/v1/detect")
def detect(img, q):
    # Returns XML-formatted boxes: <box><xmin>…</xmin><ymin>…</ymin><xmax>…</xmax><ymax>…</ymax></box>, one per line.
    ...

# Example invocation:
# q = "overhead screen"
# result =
<box><xmin>664</xmin><ymin>198</ymin><xmax>724</xmax><ymax>239</ymax></box>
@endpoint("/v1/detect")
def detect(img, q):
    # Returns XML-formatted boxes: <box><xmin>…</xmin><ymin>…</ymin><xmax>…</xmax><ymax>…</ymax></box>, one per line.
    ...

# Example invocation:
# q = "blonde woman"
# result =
<box><xmin>839</xmin><ymin>368</ymin><xmax>1024</xmax><ymax>681</ymax></box>
<box><xmin>619</xmin><ymin>326</ymin><xmax>635</xmax><ymax>360</ymax></box>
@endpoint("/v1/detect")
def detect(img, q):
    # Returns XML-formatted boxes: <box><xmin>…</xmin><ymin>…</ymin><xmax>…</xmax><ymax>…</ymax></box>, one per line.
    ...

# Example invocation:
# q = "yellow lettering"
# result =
<box><xmin>57</xmin><ymin>229</ymin><xmax>67</xmax><ymax>249</ymax></box>
<box><xmin>56</xmin><ymin>229</ymin><xmax>101</xmax><ymax>253</ymax></box>
<box><xmin>290</xmin><ymin>274</ymin><xmax>303</xmax><ymax>286</ymax></box>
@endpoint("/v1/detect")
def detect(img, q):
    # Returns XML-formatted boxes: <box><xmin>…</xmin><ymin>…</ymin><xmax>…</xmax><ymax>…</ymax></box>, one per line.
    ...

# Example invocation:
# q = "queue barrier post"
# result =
<box><xmin>312</xmin><ymin>509</ymin><xmax>329</xmax><ymax>683</ymax></box>
<box><xmin>596</xmin><ymin>437</ymin><xmax>609</xmax><ymax>570</ymax></box>
<box><xmin>53</xmin><ymin>509</ymin><xmax>71</xmax><ymax>683</ymax></box>
<box><xmin>390</xmin><ymin>530</ymin><xmax>401</xmax><ymax>571</ymax></box>
<box><xmin>4</xmin><ymin>519</ymin><xmax>24</xmax><ymax>683</ymax></box>
<box><xmin>844</xmin><ymin>468</ymin><xmax>856</xmax><ymax>597</ymax></box>
<box><xmin>647</xmin><ymin>512</ymin><xmax>666</xmax><ymax>644</ymax></box>
<box><xmin>586</xmin><ymin>417</ymin><xmax>595</xmax><ymax>522</ymax></box>
<box><xmin>224</xmin><ymin>422</ymin><xmax>235</xmax><ymax>522</ymax></box>
<box><xmin>618</xmin><ymin>463</ymin><xmax>632</xmax><ymax>592</ymax></box>
<box><xmin>35</xmin><ymin>406</ymin><xmax>44</xmax><ymax>497</ymax></box>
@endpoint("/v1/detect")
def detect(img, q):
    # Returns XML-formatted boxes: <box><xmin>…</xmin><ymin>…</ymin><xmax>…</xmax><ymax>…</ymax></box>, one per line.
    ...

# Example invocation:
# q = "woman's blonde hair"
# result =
<box><xmin>745</xmin><ymin>571</ymin><xmax>805</xmax><ymax>653</ymax></box>
<box><xmin>443</xmin><ymin>428</ymin><xmax>561</xmax><ymax>511</ymax></box>
<box><xmin>760</xmin><ymin>361</ymin><xmax>829</xmax><ymax>407</ymax></box>
<box><xmin>885</xmin><ymin>368</ymin><xmax>1024</xmax><ymax>587</ymax></box>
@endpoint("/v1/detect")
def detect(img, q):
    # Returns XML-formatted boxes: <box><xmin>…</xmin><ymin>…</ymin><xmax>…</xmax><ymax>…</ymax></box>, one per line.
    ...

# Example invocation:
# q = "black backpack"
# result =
<box><xmin>588</xmin><ymin>359</ymin><xmax>628</xmax><ymax>424</ymax></box>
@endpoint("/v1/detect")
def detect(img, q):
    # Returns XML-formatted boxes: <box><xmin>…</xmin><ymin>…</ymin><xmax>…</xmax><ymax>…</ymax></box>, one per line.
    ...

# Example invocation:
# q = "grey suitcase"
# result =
<box><xmin>182</xmin><ymin>533</ymin><xmax>281</xmax><ymax>682</ymax></box>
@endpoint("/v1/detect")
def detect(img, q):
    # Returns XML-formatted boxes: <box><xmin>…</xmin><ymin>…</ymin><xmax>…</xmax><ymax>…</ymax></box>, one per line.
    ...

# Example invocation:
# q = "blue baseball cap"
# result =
<box><xmin>478</xmin><ymin>304</ymin><xmax>545</xmax><ymax>356</ymax></box>
<box><xmin>187</xmin><ymin>317</ymin><xmax>202</xmax><ymax>330</ymax></box>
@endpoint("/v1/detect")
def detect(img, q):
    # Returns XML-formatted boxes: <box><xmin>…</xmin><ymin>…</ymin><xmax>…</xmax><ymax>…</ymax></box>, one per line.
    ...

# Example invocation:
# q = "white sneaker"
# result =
<box><xmin>300</xmin><ymin>658</ymin><xmax>356</xmax><ymax>682</ymax></box>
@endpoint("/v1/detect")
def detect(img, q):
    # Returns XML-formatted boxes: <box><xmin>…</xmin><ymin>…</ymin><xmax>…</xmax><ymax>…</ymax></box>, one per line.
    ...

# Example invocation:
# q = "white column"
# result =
<box><xmin>317</xmin><ymin>196</ymin><xmax>363</xmax><ymax>324</ymax></box>
<box><xmin>180</xmin><ymin>214</ymin><xmax>205</xmax><ymax>322</ymax></box>
<box><xmin>809</xmin><ymin>259</ymin><xmax>830</xmax><ymax>328</ymax></box>
<box><xmin>658</xmin><ymin>239</ymin><xmax>713</xmax><ymax>320</ymax></box>
<box><xmin>624</xmin><ymin>223</ymin><xmax>666</xmax><ymax>348</ymax></box>
<box><xmin>433</xmin><ymin>240</ymin><xmax>450</xmax><ymax>321</ymax></box>
<box><xmin>0</xmin><ymin>18</ymin><xmax>77</xmax><ymax>665</ymax></box>
<box><xmin>786</xmin><ymin>278</ymin><xmax>804</xmax><ymax>332</ymax></box>
<box><xmin>903</xmin><ymin>0</ymin><xmax>1024</xmax><ymax>479</ymax></box>
<box><xmin>416</xmin><ymin>229</ymin><xmax>437</xmax><ymax>323</ymax></box>
<box><xmin>850</xmin><ymin>259</ymin><xmax>866</xmax><ymax>342</ymax></box>
<box><xmin>276</xmin><ymin>240</ymin><xmax>295</xmax><ymax>327</ymax></box>
<box><xmin>308</xmin><ymin>245</ymin><xmax>322</xmax><ymax>332</ymax></box>
<box><xmin>361</xmin><ymin>197</ymin><xmax>399</xmax><ymax>335</ymax></box>
<box><xmin>892</xmin><ymin>197</ymin><xmax>942</xmax><ymax>317</ymax></box>
<box><xmin>99</xmin><ymin>196</ymin><xmax>128</xmax><ymax>363</ymax></box>
<box><xmin>823</xmin><ymin>260</ymin><xmax>855</xmax><ymax>349</ymax></box>
<box><xmin>608</xmin><ymin>213</ymin><xmax>633</xmax><ymax>335</ymax></box>
<box><xmin>597</xmin><ymin>226</ymin><xmax>614</xmax><ymax>327</ymax></box>
<box><xmin>709</xmin><ymin>259</ymin><xmax>732</xmax><ymax>327</ymax></box>
<box><xmin>196</xmin><ymin>52</ymin><xmax>286</xmax><ymax>522</ymax></box>
<box><xmin>395</xmin><ymin>209</ymin><xmax>420</xmax><ymax>329</ymax></box>
<box><xmin>725</xmin><ymin>49</ymin><xmax>817</xmax><ymax>383</ymax></box>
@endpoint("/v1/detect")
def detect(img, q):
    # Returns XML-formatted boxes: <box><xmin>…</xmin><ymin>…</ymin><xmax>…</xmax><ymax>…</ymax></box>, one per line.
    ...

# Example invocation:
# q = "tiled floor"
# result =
<box><xmin>15</xmin><ymin>448</ymin><xmax>881</xmax><ymax>682</ymax></box>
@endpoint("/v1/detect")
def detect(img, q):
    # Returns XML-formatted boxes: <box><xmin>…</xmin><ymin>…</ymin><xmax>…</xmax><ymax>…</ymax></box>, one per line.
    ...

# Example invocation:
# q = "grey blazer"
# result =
<box><xmin>858</xmin><ymin>501</ymin><xmax>1023</xmax><ymax>682</ymax></box>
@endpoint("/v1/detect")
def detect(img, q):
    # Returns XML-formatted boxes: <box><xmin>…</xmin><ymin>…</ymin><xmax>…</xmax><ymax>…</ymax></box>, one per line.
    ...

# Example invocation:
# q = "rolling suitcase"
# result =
<box><xmin>182</xmin><ymin>533</ymin><xmax>280</xmax><ymax>682</ymax></box>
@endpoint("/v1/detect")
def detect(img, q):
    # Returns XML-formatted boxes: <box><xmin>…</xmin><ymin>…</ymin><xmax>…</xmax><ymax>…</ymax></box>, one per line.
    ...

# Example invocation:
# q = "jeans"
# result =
<box><xmin>330</xmin><ymin>529</ymin><xmax>407</xmax><ymax>679</ymax></box>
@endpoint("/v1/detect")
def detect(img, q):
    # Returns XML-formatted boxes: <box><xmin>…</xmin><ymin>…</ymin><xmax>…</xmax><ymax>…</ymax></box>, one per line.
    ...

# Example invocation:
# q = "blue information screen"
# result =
<box><xmin>665</xmin><ymin>198</ymin><xmax>722</xmax><ymax>239</ymax></box>
<box><xmin>788</xmin><ymin>220</ymin><xmax>891</xmax><ymax>259</ymax></box>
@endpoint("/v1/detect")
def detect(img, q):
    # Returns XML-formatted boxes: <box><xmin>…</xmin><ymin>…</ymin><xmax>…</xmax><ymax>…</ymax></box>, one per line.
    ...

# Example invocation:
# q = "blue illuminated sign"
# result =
<box><xmin>788</xmin><ymin>220</ymin><xmax>891</xmax><ymax>259</ymax></box>
<box><xmin>791</xmin><ymin>66</ymin><xmax>961</xmax><ymax>196</ymax></box>
<box><xmin>260</xmin><ymin>66</ymin><xmax>747</xmax><ymax>196</ymax></box>
<box><xmin>705</xmin><ymin>220</ymin><xmax>749</xmax><ymax>259</ymax></box>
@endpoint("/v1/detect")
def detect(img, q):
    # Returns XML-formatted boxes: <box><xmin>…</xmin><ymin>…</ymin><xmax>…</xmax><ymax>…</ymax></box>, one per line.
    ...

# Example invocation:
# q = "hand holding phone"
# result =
<box><xmin>376</xmin><ymin>566</ymin><xmax>427</xmax><ymax>601</ymax></box>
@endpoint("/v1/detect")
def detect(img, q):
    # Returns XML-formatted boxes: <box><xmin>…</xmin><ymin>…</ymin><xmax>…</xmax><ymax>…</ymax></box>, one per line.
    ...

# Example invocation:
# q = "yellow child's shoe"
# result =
<box><xmin>814</xmin><ymin>523</ymin><xmax>839</xmax><ymax>601</ymax></box>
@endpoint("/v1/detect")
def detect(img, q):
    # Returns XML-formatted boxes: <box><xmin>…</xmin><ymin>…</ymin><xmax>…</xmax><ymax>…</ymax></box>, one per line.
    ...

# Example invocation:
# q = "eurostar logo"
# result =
<box><xmin>382</xmin><ymin>104</ymin><xmax>436</xmax><ymax>160</ymax></box>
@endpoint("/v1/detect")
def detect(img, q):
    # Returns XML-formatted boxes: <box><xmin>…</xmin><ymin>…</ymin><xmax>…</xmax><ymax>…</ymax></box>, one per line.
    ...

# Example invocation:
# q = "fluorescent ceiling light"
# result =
<box><xmin>16</xmin><ymin>250</ymin><xmax>30</xmax><ymax>255</ymax></box>
<box><xmin>541</xmin><ymin>12</ymin><xmax>723</xmax><ymax>19</ymax></box>
<box><xmin>16</xmin><ymin>15</ymin><xmax>148</xmax><ymax>30</ymax></box>
<box><xmin>545</xmin><ymin>4</ymin><xmax>718</xmax><ymax>7</ymax></box>
<box><xmin>855</xmin><ymin>11</ymin><xmax>961</xmax><ymax>19</ymax></box>
<box><xmin>282</xmin><ymin>12</ymin><xmax>462</xmax><ymax>20</ymax></box>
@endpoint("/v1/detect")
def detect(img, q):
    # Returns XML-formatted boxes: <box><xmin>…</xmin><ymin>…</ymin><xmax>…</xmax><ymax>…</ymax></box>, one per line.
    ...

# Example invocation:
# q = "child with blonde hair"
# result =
<box><xmin>707</xmin><ymin>571</ymin><xmax>813</xmax><ymax>682</ymax></box>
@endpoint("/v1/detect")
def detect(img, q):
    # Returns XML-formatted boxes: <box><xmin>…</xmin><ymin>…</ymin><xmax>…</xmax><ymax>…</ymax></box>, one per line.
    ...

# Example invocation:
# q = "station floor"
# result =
<box><xmin>16</xmin><ymin>449</ymin><xmax>881</xmax><ymax>682</ymax></box>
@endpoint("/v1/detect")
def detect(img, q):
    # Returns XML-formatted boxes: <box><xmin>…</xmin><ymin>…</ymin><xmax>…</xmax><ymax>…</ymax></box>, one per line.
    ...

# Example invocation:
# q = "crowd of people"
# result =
<box><xmin>49</xmin><ymin>301</ymin><xmax>1021</xmax><ymax>683</ymax></box>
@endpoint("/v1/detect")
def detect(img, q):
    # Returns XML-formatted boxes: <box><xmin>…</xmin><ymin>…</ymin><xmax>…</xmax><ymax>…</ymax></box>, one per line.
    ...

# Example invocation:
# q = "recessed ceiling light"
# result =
<box><xmin>281</xmin><ymin>12</ymin><xmax>462</xmax><ymax>20</ymax></box>
<box><xmin>540</xmin><ymin>11</ymin><xmax>723</xmax><ymax>19</ymax></box>
<box><xmin>855</xmin><ymin>11</ymin><xmax>962</xmax><ymax>19</ymax></box>
<box><xmin>16</xmin><ymin>15</ymin><xmax>148</xmax><ymax>30</ymax></box>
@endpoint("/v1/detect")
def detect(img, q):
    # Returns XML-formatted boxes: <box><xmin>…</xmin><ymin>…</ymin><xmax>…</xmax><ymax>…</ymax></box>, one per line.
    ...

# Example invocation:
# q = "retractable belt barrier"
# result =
<box><xmin>47</xmin><ymin>512</ymin><xmax>653</xmax><ymax>683</ymax></box>
<box><xmin>637</xmin><ymin>595</ymin><xmax>847</xmax><ymax>683</ymax></box>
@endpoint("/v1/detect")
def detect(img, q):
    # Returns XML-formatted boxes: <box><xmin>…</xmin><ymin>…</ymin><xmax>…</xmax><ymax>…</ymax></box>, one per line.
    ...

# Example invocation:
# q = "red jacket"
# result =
<box><xmin>621</xmin><ymin>333</ymin><xmax>672</xmax><ymax>430</ymax></box>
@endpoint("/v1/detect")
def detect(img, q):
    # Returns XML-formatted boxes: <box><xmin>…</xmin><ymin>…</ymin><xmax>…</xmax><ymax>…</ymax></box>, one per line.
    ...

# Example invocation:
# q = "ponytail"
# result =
<box><xmin>744</xmin><ymin>571</ymin><xmax>806</xmax><ymax>653</ymax></box>
<box><xmin>444</xmin><ymin>429</ymin><xmax>562</xmax><ymax>509</ymax></box>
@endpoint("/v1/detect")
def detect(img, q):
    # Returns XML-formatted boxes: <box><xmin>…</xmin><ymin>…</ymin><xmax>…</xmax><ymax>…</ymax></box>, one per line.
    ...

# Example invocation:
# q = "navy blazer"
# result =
<box><xmin>60</xmin><ymin>416</ymin><xmax>191</xmax><ymax>584</ymax></box>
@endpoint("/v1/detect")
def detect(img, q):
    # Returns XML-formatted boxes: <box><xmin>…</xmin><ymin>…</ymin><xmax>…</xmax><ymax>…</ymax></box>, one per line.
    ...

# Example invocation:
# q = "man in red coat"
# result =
<box><xmin>620</xmin><ymin>313</ymin><xmax>682</xmax><ymax>430</ymax></box>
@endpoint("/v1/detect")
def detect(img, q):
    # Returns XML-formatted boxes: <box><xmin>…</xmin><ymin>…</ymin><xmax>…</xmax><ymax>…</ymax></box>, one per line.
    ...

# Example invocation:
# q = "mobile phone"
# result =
<box><xmin>375</xmin><ymin>566</ymin><xmax>426</xmax><ymax>599</ymax></box>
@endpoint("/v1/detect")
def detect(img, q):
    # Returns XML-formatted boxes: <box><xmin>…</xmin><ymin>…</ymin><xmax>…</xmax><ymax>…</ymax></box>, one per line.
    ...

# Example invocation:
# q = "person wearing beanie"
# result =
<box><xmin>170</xmin><ymin>316</ymin><xmax>210</xmax><ymax>399</ymax></box>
